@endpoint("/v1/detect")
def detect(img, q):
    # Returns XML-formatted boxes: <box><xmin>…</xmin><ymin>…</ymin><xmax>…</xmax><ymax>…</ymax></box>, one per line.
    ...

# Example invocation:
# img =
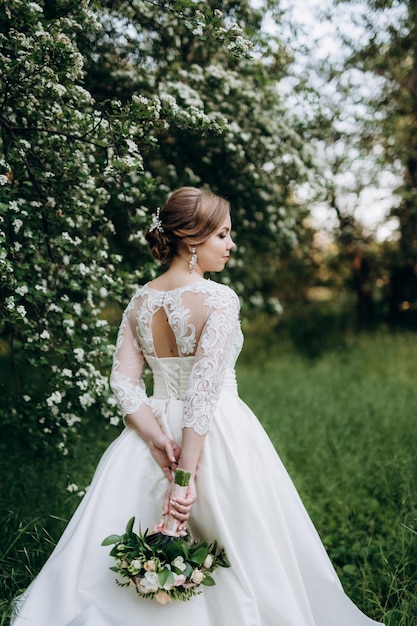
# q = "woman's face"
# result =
<box><xmin>195</xmin><ymin>214</ymin><xmax>236</xmax><ymax>274</ymax></box>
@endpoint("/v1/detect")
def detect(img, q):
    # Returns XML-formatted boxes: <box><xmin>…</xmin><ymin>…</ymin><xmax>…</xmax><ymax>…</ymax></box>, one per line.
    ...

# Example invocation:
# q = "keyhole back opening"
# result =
<box><xmin>151</xmin><ymin>307</ymin><xmax>180</xmax><ymax>358</ymax></box>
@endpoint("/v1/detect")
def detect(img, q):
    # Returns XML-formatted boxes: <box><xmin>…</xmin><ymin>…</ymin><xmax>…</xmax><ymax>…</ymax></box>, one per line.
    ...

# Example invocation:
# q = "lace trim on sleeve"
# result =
<box><xmin>110</xmin><ymin>308</ymin><xmax>149</xmax><ymax>418</ymax></box>
<box><xmin>182</xmin><ymin>291</ymin><xmax>240</xmax><ymax>435</ymax></box>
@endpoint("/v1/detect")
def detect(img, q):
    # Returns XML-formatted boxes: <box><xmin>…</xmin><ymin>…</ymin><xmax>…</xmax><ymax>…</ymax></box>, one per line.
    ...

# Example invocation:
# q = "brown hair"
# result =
<box><xmin>145</xmin><ymin>186</ymin><xmax>230</xmax><ymax>264</ymax></box>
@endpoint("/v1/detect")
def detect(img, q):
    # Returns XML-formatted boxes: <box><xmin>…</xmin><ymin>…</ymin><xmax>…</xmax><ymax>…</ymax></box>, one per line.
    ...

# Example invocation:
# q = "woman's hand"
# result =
<box><xmin>148</xmin><ymin>434</ymin><xmax>181</xmax><ymax>481</ymax></box>
<box><xmin>163</xmin><ymin>475</ymin><xmax>197</xmax><ymax>534</ymax></box>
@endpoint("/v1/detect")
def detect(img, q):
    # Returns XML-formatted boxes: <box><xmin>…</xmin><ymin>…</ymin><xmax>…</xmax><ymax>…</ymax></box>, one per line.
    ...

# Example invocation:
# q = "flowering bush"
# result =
<box><xmin>102</xmin><ymin>517</ymin><xmax>230</xmax><ymax>603</ymax></box>
<box><xmin>0</xmin><ymin>0</ymin><xmax>312</xmax><ymax>460</ymax></box>
<box><xmin>0</xmin><ymin>0</ymin><xmax>257</xmax><ymax>456</ymax></box>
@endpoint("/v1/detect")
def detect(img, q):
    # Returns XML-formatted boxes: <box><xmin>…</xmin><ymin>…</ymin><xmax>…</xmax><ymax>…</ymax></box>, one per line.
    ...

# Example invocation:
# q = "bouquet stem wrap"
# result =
<box><xmin>163</xmin><ymin>469</ymin><xmax>190</xmax><ymax>536</ymax></box>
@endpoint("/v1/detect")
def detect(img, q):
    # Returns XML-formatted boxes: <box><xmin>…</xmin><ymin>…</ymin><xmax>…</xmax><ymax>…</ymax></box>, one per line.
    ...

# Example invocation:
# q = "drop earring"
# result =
<box><xmin>189</xmin><ymin>247</ymin><xmax>197</xmax><ymax>273</ymax></box>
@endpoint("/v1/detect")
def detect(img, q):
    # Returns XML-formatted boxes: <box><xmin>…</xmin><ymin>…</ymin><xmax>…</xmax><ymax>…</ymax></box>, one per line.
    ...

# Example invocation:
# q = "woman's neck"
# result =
<box><xmin>148</xmin><ymin>256</ymin><xmax>204</xmax><ymax>291</ymax></box>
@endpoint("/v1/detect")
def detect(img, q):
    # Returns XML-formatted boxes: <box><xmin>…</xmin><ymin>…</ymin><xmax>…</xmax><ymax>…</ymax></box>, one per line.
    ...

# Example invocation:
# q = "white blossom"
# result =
<box><xmin>73</xmin><ymin>348</ymin><xmax>85</xmax><ymax>362</ymax></box>
<box><xmin>46</xmin><ymin>391</ymin><xmax>63</xmax><ymax>406</ymax></box>
<box><xmin>79</xmin><ymin>392</ymin><xmax>94</xmax><ymax>408</ymax></box>
<box><xmin>12</xmin><ymin>218</ymin><xmax>23</xmax><ymax>233</ymax></box>
<box><xmin>64</xmin><ymin>413</ymin><xmax>81</xmax><ymax>427</ymax></box>
<box><xmin>16</xmin><ymin>284</ymin><xmax>28</xmax><ymax>296</ymax></box>
<box><xmin>49</xmin><ymin>303</ymin><xmax>63</xmax><ymax>313</ymax></box>
<box><xmin>5</xmin><ymin>296</ymin><xmax>15</xmax><ymax>310</ymax></box>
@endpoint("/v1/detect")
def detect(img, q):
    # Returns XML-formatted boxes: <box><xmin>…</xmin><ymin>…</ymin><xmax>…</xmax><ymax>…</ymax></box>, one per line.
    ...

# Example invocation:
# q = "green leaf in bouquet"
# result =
<box><xmin>183</xmin><ymin>562</ymin><xmax>193</xmax><ymax>577</ymax></box>
<box><xmin>157</xmin><ymin>568</ymin><xmax>175</xmax><ymax>589</ymax></box>
<box><xmin>125</xmin><ymin>517</ymin><xmax>135</xmax><ymax>535</ymax></box>
<box><xmin>215</xmin><ymin>550</ymin><xmax>231</xmax><ymax>568</ymax></box>
<box><xmin>189</xmin><ymin>543</ymin><xmax>209</xmax><ymax>566</ymax></box>
<box><xmin>157</xmin><ymin>568</ymin><xmax>169</xmax><ymax>586</ymax></box>
<box><xmin>140</xmin><ymin>535</ymin><xmax>153</xmax><ymax>552</ymax></box>
<box><xmin>165</xmin><ymin>538</ymin><xmax>189</xmax><ymax>561</ymax></box>
<box><xmin>201</xmin><ymin>573</ymin><xmax>215</xmax><ymax>586</ymax></box>
<box><xmin>109</xmin><ymin>545</ymin><xmax>121</xmax><ymax>558</ymax></box>
<box><xmin>101</xmin><ymin>534</ymin><xmax>122</xmax><ymax>546</ymax></box>
<box><xmin>146</xmin><ymin>532</ymin><xmax>174</xmax><ymax>551</ymax></box>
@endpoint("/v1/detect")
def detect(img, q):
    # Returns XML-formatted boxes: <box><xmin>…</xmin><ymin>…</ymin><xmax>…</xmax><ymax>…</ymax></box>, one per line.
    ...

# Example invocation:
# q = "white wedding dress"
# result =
<box><xmin>12</xmin><ymin>280</ymin><xmax>384</xmax><ymax>626</ymax></box>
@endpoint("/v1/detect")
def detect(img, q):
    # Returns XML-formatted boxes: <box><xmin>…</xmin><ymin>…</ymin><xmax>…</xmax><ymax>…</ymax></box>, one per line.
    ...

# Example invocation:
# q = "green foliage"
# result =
<box><xmin>278</xmin><ymin>299</ymin><xmax>352</xmax><ymax>358</ymax></box>
<box><xmin>0</xmin><ymin>512</ymin><xmax>55</xmax><ymax>623</ymax></box>
<box><xmin>79</xmin><ymin>0</ymin><xmax>312</xmax><ymax>302</ymax></box>
<box><xmin>0</xmin><ymin>0</ymin><xmax>138</xmax><ymax>453</ymax></box>
<box><xmin>329</xmin><ymin>0</ymin><xmax>417</xmax><ymax>321</ymax></box>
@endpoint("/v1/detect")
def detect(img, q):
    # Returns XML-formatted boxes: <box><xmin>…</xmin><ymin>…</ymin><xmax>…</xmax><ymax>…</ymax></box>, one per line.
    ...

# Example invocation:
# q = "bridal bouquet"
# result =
<box><xmin>102</xmin><ymin>469</ymin><xmax>230</xmax><ymax>603</ymax></box>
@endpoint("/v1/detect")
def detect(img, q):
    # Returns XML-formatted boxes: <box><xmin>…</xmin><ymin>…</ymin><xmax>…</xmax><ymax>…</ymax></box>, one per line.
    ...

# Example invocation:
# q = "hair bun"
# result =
<box><xmin>145</xmin><ymin>186</ymin><xmax>230</xmax><ymax>264</ymax></box>
<box><xmin>145</xmin><ymin>227</ymin><xmax>172</xmax><ymax>264</ymax></box>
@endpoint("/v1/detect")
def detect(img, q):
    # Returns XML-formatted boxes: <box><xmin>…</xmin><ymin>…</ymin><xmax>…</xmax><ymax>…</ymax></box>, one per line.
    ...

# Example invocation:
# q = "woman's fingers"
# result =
<box><xmin>171</xmin><ymin>497</ymin><xmax>193</xmax><ymax>513</ymax></box>
<box><xmin>168</xmin><ymin>480</ymin><xmax>197</xmax><ymax>521</ymax></box>
<box><xmin>165</xmin><ymin>439</ymin><xmax>181</xmax><ymax>465</ymax></box>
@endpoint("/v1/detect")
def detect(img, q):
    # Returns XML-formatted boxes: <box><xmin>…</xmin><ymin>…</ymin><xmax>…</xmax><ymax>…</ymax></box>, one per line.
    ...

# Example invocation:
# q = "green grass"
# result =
<box><xmin>1</xmin><ymin>331</ymin><xmax>416</xmax><ymax>624</ymax></box>
<box><xmin>0</xmin><ymin>413</ymin><xmax>118</xmax><ymax>622</ymax></box>
<box><xmin>237</xmin><ymin>330</ymin><xmax>417</xmax><ymax>625</ymax></box>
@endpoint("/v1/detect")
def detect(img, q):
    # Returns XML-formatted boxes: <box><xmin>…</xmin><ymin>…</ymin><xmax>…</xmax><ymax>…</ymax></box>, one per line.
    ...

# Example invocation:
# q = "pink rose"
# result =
<box><xmin>155</xmin><ymin>591</ymin><xmax>171</xmax><ymax>604</ymax></box>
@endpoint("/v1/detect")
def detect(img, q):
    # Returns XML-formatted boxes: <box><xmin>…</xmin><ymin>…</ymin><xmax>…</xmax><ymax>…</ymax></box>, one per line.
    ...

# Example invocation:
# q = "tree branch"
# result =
<box><xmin>0</xmin><ymin>114</ymin><xmax>107</xmax><ymax>149</ymax></box>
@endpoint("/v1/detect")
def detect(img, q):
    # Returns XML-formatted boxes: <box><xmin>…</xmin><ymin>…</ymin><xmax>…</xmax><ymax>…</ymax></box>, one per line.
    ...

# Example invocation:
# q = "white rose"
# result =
<box><xmin>144</xmin><ymin>559</ymin><xmax>156</xmax><ymax>572</ymax></box>
<box><xmin>203</xmin><ymin>554</ymin><xmax>213</xmax><ymax>569</ymax></box>
<box><xmin>172</xmin><ymin>556</ymin><xmax>186</xmax><ymax>572</ymax></box>
<box><xmin>138</xmin><ymin>571</ymin><xmax>160</xmax><ymax>593</ymax></box>
<box><xmin>191</xmin><ymin>568</ymin><xmax>204</xmax><ymax>584</ymax></box>
<box><xmin>173</xmin><ymin>573</ymin><xmax>186</xmax><ymax>587</ymax></box>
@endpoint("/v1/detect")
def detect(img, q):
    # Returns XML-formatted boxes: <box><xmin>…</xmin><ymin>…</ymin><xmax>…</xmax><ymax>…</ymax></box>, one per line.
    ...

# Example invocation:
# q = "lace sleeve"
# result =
<box><xmin>110</xmin><ymin>306</ymin><xmax>149</xmax><ymax>418</ymax></box>
<box><xmin>182</xmin><ymin>290</ymin><xmax>240</xmax><ymax>435</ymax></box>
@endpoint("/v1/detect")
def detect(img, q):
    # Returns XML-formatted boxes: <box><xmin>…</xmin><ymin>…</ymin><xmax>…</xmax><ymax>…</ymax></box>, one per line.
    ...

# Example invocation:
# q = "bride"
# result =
<box><xmin>12</xmin><ymin>186</ymin><xmax>385</xmax><ymax>625</ymax></box>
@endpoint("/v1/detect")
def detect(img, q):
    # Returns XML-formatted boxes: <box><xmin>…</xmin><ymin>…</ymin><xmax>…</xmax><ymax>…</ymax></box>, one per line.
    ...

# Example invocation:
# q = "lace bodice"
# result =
<box><xmin>110</xmin><ymin>280</ymin><xmax>243</xmax><ymax>435</ymax></box>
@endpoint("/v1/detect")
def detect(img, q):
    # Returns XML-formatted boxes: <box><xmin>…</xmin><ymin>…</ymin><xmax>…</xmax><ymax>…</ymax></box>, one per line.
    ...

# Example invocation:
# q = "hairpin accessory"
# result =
<box><xmin>189</xmin><ymin>247</ymin><xmax>197</xmax><ymax>273</ymax></box>
<box><xmin>149</xmin><ymin>207</ymin><xmax>164</xmax><ymax>233</ymax></box>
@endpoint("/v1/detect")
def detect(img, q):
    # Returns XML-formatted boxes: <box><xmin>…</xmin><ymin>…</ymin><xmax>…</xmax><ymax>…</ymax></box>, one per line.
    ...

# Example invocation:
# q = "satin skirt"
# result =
<box><xmin>12</xmin><ymin>367</ymin><xmax>384</xmax><ymax>625</ymax></box>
